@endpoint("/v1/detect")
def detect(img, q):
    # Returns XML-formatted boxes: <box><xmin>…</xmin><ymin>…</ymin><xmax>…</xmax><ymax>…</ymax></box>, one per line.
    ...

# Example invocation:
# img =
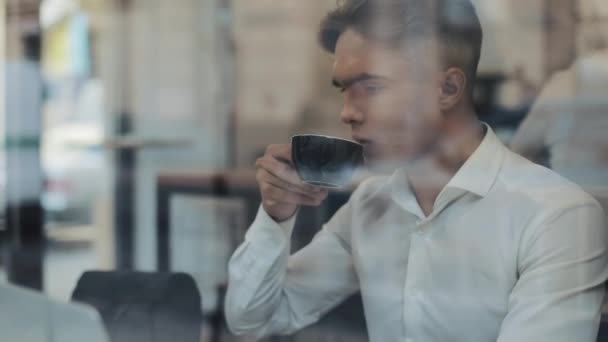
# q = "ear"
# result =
<box><xmin>438</xmin><ymin>68</ymin><xmax>467</xmax><ymax>111</ymax></box>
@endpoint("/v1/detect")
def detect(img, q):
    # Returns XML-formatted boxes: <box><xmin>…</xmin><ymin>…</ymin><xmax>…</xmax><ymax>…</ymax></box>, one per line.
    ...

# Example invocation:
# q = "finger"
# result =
<box><xmin>265</xmin><ymin>144</ymin><xmax>293</xmax><ymax>165</ymax></box>
<box><xmin>264</xmin><ymin>184</ymin><xmax>326</xmax><ymax>206</ymax></box>
<box><xmin>258</xmin><ymin>168</ymin><xmax>325</xmax><ymax>198</ymax></box>
<box><xmin>265</xmin><ymin>144</ymin><xmax>298</xmax><ymax>171</ymax></box>
<box><xmin>266</xmin><ymin>182</ymin><xmax>328</xmax><ymax>205</ymax></box>
<box><xmin>260</xmin><ymin>178</ymin><xmax>325</xmax><ymax>205</ymax></box>
<box><xmin>256</xmin><ymin>156</ymin><xmax>319</xmax><ymax>193</ymax></box>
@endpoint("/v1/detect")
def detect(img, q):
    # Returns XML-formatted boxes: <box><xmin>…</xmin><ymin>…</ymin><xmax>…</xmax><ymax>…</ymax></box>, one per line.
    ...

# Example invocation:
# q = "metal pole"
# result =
<box><xmin>4</xmin><ymin>0</ymin><xmax>44</xmax><ymax>290</ymax></box>
<box><xmin>113</xmin><ymin>0</ymin><xmax>135</xmax><ymax>269</ymax></box>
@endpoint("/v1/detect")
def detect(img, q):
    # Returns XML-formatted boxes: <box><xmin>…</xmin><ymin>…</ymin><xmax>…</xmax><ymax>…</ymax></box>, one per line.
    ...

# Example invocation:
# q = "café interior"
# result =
<box><xmin>1</xmin><ymin>0</ymin><xmax>608</xmax><ymax>341</ymax></box>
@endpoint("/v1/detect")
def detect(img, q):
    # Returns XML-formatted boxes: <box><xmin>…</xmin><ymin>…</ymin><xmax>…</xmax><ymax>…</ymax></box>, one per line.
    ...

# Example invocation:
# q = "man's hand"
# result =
<box><xmin>255</xmin><ymin>144</ymin><xmax>328</xmax><ymax>222</ymax></box>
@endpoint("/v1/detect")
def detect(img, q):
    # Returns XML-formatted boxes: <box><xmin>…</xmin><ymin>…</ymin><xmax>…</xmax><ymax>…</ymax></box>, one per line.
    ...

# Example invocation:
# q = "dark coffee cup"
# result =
<box><xmin>291</xmin><ymin>134</ymin><xmax>364</xmax><ymax>188</ymax></box>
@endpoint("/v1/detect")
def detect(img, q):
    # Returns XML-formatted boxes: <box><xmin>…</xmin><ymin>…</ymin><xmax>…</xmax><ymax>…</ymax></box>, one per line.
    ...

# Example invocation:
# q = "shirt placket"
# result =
<box><xmin>403</xmin><ymin>217</ymin><xmax>430</xmax><ymax>342</ymax></box>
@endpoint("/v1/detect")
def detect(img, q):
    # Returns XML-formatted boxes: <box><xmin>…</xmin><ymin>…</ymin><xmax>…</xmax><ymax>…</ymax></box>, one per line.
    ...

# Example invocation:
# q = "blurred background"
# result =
<box><xmin>0</xmin><ymin>0</ymin><xmax>607</xmax><ymax>341</ymax></box>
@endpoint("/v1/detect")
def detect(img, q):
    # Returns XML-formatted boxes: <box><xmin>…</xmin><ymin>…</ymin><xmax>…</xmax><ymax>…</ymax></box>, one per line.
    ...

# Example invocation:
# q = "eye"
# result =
<box><xmin>363</xmin><ymin>83</ymin><xmax>384</xmax><ymax>95</ymax></box>
<box><xmin>362</xmin><ymin>82</ymin><xmax>384</xmax><ymax>95</ymax></box>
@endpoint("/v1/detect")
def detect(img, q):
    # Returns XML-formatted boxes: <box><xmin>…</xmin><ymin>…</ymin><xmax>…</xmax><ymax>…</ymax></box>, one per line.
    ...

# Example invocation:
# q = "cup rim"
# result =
<box><xmin>291</xmin><ymin>134</ymin><xmax>362</xmax><ymax>146</ymax></box>
<box><xmin>302</xmin><ymin>180</ymin><xmax>343</xmax><ymax>189</ymax></box>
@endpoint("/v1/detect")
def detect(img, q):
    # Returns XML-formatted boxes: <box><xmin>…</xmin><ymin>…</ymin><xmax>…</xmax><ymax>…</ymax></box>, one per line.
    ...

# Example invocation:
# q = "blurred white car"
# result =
<box><xmin>42</xmin><ymin>123</ymin><xmax>105</xmax><ymax>224</ymax></box>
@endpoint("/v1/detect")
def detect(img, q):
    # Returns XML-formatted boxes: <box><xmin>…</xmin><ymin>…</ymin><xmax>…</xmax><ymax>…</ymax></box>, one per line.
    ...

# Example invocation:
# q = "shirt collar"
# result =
<box><xmin>388</xmin><ymin>123</ymin><xmax>505</xmax><ymax>217</ymax></box>
<box><xmin>388</xmin><ymin>168</ymin><xmax>426</xmax><ymax>219</ymax></box>
<box><xmin>443</xmin><ymin>123</ymin><xmax>505</xmax><ymax>197</ymax></box>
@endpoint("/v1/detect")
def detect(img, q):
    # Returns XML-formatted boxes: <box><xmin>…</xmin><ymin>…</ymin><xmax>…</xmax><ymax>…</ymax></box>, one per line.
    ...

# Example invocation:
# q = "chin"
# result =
<box><xmin>365</xmin><ymin>157</ymin><xmax>403</xmax><ymax>175</ymax></box>
<box><xmin>365</xmin><ymin>149</ymin><xmax>422</xmax><ymax>174</ymax></box>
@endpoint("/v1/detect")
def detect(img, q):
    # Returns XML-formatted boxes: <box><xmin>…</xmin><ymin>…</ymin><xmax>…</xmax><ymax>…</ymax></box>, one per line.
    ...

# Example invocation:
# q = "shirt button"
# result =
<box><xmin>414</xmin><ymin>227</ymin><xmax>427</xmax><ymax>236</ymax></box>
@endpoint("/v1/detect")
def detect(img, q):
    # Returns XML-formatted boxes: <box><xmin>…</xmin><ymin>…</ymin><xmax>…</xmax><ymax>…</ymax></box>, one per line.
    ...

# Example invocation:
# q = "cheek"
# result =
<box><xmin>369</xmin><ymin>89</ymin><xmax>440</xmax><ymax>134</ymax></box>
<box><xmin>368</xmin><ymin>91</ymin><xmax>441</xmax><ymax>157</ymax></box>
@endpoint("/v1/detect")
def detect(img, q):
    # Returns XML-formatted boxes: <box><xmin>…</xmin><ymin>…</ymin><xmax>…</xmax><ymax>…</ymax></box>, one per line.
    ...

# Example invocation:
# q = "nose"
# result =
<box><xmin>340</xmin><ymin>99</ymin><xmax>364</xmax><ymax>126</ymax></box>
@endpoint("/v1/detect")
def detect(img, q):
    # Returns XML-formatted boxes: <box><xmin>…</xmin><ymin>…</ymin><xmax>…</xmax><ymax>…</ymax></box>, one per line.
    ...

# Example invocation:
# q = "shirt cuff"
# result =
<box><xmin>244</xmin><ymin>206</ymin><xmax>298</xmax><ymax>245</ymax></box>
<box><xmin>277</xmin><ymin>211</ymin><xmax>298</xmax><ymax>232</ymax></box>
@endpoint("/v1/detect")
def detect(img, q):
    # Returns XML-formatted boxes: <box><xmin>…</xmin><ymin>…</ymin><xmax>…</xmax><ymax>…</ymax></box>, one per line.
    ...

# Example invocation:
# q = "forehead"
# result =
<box><xmin>332</xmin><ymin>29</ymin><xmax>422</xmax><ymax>81</ymax></box>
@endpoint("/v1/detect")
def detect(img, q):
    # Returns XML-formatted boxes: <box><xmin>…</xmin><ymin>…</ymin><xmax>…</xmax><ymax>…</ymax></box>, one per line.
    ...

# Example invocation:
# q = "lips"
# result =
<box><xmin>353</xmin><ymin>136</ymin><xmax>375</xmax><ymax>161</ymax></box>
<box><xmin>352</xmin><ymin>136</ymin><xmax>372</xmax><ymax>145</ymax></box>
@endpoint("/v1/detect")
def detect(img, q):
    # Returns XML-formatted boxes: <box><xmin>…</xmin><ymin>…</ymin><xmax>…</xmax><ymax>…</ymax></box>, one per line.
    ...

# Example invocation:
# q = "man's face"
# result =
<box><xmin>333</xmin><ymin>29</ymin><xmax>443</xmax><ymax>173</ymax></box>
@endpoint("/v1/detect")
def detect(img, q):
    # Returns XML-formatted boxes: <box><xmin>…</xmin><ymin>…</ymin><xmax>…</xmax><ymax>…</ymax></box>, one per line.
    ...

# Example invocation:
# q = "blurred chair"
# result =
<box><xmin>0</xmin><ymin>283</ymin><xmax>108</xmax><ymax>342</ymax></box>
<box><xmin>599</xmin><ymin>314</ymin><xmax>608</xmax><ymax>342</ymax></box>
<box><xmin>71</xmin><ymin>271</ymin><xmax>203</xmax><ymax>342</ymax></box>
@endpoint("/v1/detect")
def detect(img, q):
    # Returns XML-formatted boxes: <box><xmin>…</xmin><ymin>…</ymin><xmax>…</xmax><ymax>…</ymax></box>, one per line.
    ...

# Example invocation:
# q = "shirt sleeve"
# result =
<box><xmin>497</xmin><ymin>202</ymin><xmax>608</xmax><ymax>342</ymax></box>
<box><xmin>224</xmin><ymin>201</ymin><xmax>359</xmax><ymax>338</ymax></box>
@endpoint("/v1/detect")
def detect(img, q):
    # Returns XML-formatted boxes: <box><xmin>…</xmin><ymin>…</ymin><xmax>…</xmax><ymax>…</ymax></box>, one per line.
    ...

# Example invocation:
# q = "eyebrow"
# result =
<box><xmin>331</xmin><ymin>73</ymin><xmax>388</xmax><ymax>89</ymax></box>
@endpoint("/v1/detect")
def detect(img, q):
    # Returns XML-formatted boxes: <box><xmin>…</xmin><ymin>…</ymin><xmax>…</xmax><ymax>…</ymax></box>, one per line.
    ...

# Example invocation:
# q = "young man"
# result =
<box><xmin>225</xmin><ymin>1</ymin><xmax>608</xmax><ymax>341</ymax></box>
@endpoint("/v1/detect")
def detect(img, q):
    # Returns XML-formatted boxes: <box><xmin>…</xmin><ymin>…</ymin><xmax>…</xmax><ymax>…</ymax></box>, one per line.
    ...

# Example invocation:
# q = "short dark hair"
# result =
<box><xmin>319</xmin><ymin>0</ymin><xmax>483</xmax><ymax>99</ymax></box>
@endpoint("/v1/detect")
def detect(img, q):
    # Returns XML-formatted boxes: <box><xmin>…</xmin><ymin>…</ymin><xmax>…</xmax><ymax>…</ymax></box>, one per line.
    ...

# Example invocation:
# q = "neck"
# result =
<box><xmin>406</xmin><ymin>112</ymin><xmax>485</xmax><ymax>215</ymax></box>
<box><xmin>435</xmin><ymin>114</ymin><xmax>485</xmax><ymax>171</ymax></box>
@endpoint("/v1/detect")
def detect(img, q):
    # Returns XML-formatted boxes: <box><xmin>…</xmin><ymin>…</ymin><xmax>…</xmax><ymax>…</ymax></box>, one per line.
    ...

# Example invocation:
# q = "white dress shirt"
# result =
<box><xmin>225</xmin><ymin>125</ymin><xmax>608</xmax><ymax>342</ymax></box>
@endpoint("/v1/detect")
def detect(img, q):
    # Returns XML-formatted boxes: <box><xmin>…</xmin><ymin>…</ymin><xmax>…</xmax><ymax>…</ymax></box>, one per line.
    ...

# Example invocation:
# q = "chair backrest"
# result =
<box><xmin>71</xmin><ymin>271</ymin><xmax>202</xmax><ymax>342</ymax></box>
<box><xmin>599</xmin><ymin>314</ymin><xmax>608</xmax><ymax>342</ymax></box>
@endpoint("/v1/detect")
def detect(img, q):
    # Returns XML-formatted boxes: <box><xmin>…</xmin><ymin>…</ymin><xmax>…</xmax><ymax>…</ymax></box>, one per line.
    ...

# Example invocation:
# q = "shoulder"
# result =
<box><xmin>0</xmin><ymin>284</ymin><xmax>108</xmax><ymax>342</ymax></box>
<box><xmin>51</xmin><ymin>300</ymin><xmax>108</xmax><ymax>342</ymax></box>
<box><xmin>497</xmin><ymin>148</ymin><xmax>602</xmax><ymax>216</ymax></box>
<box><xmin>492</xmin><ymin>150</ymin><xmax>605</xmax><ymax>263</ymax></box>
